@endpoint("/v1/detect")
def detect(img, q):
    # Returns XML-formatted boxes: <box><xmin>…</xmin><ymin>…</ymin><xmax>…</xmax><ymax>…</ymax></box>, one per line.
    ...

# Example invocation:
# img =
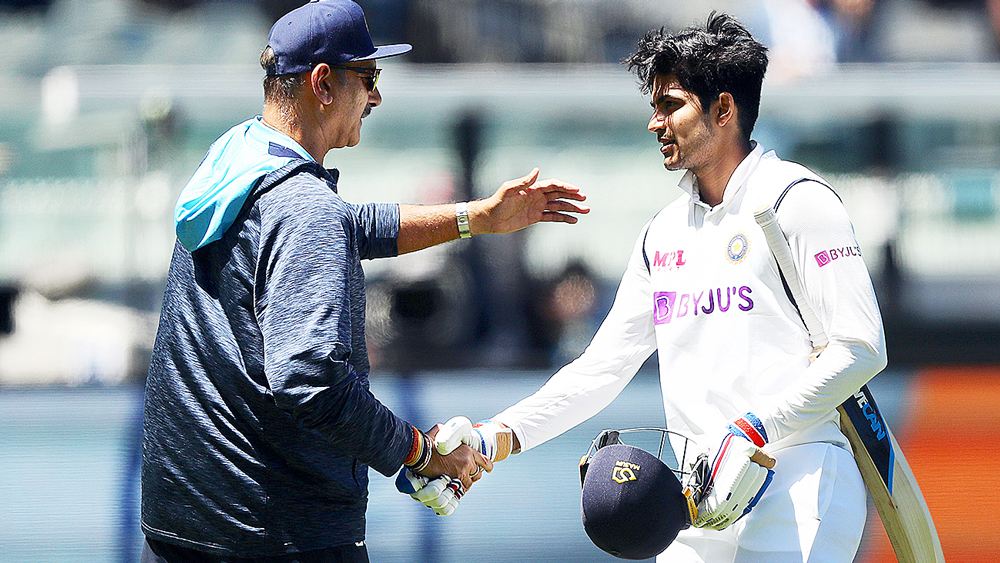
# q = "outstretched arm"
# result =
<box><xmin>396</xmin><ymin>168</ymin><xmax>589</xmax><ymax>255</ymax></box>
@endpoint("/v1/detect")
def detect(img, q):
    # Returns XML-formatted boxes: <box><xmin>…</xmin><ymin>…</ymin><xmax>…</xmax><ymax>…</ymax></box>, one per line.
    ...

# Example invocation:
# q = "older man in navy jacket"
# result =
<box><xmin>140</xmin><ymin>2</ymin><xmax>588</xmax><ymax>561</ymax></box>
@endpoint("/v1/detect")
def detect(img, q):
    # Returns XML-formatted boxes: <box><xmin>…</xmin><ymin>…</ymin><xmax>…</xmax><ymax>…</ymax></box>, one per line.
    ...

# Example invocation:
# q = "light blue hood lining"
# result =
<box><xmin>174</xmin><ymin>117</ymin><xmax>315</xmax><ymax>251</ymax></box>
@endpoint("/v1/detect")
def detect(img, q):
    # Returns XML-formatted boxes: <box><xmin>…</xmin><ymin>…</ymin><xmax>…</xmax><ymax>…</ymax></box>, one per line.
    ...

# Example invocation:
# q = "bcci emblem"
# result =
<box><xmin>612</xmin><ymin>460</ymin><xmax>640</xmax><ymax>483</ymax></box>
<box><xmin>727</xmin><ymin>232</ymin><xmax>749</xmax><ymax>264</ymax></box>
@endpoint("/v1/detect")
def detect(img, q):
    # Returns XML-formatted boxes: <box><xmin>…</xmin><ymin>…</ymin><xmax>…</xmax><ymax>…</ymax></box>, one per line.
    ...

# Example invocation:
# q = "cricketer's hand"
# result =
<box><xmin>684</xmin><ymin>418</ymin><xmax>776</xmax><ymax>530</ymax></box>
<box><xmin>471</xmin><ymin>420</ymin><xmax>514</xmax><ymax>463</ymax></box>
<box><xmin>395</xmin><ymin>416</ymin><xmax>490</xmax><ymax>516</ymax></box>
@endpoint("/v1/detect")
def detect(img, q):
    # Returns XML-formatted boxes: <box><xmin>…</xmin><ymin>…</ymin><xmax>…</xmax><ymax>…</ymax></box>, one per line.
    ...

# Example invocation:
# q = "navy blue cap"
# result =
<box><xmin>266</xmin><ymin>0</ymin><xmax>412</xmax><ymax>75</ymax></box>
<box><xmin>581</xmin><ymin>444</ymin><xmax>689</xmax><ymax>560</ymax></box>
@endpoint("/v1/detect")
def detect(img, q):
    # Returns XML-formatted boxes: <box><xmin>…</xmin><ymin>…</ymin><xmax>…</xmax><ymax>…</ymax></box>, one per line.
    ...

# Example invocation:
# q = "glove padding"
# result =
<box><xmin>395</xmin><ymin>416</ymin><xmax>477</xmax><ymax>516</ymax></box>
<box><xmin>471</xmin><ymin>420</ymin><xmax>514</xmax><ymax>463</ymax></box>
<box><xmin>395</xmin><ymin>469</ymin><xmax>464</xmax><ymax>516</ymax></box>
<box><xmin>684</xmin><ymin>434</ymin><xmax>774</xmax><ymax>530</ymax></box>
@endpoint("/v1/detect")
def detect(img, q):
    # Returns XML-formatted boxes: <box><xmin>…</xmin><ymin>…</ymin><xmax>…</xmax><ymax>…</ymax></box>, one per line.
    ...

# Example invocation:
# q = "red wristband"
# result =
<box><xmin>403</xmin><ymin>428</ymin><xmax>432</xmax><ymax>473</ymax></box>
<box><xmin>403</xmin><ymin>426</ymin><xmax>422</xmax><ymax>467</ymax></box>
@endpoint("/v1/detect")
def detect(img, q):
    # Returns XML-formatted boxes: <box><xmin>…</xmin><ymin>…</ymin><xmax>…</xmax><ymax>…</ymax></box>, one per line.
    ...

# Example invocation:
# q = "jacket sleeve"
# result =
<box><xmin>493</xmin><ymin>224</ymin><xmax>658</xmax><ymax>451</ymax></box>
<box><xmin>349</xmin><ymin>202</ymin><xmax>400</xmax><ymax>260</ymax></box>
<box><xmin>758</xmin><ymin>180</ymin><xmax>888</xmax><ymax>442</ymax></box>
<box><xmin>255</xmin><ymin>180</ymin><xmax>412</xmax><ymax>477</ymax></box>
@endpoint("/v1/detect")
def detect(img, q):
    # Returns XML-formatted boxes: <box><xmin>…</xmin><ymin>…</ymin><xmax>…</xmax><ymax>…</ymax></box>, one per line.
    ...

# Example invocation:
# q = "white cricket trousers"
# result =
<box><xmin>658</xmin><ymin>442</ymin><xmax>866</xmax><ymax>563</ymax></box>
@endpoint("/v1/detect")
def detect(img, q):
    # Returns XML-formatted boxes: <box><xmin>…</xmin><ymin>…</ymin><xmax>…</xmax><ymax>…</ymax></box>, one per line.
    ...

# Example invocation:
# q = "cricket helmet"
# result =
<box><xmin>579</xmin><ymin>428</ymin><xmax>697</xmax><ymax>560</ymax></box>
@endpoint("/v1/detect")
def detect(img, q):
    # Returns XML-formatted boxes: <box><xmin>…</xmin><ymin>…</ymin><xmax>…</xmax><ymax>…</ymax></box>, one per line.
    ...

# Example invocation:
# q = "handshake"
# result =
<box><xmin>395</xmin><ymin>417</ymin><xmax>513</xmax><ymax>516</ymax></box>
<box><xmin>393</xmin><ymin>413</ymin><xmax>777</xmax><ymax>530</ymax></box>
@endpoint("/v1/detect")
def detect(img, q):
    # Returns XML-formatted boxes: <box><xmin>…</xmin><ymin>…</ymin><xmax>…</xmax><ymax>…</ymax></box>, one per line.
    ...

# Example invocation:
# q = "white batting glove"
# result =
<box><xmin>395</xmin><ymin>416</ymin><xmax>476</xmax><ymax>516</ymax></box>
<box><xmin>471</xmin><ymin>420</ymin><xmax>514</xmax><ymax>462</ymax></box>
<box><xmin>685</xmin><ymin>414</ymin><xmax>775</xmax><ymax>530</ymax></box>
<box><xmin>395</xmin><ymin>469</ymin><xmax>464</xmax><ymax>516</ymax></box>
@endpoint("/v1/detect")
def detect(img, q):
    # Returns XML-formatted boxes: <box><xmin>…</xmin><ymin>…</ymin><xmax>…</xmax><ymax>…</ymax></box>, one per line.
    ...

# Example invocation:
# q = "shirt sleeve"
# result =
<box><xmin>349</xmin><ymin>202</ymin><xmax>400</xmax><ymax>259</ymax></box>
<box><xmin>758</xmin><ymin>181</ymin><xmax>888</xmax><ymax>442</ymax></box>
<box><xmin>256</xmin><ymin>181</ymin><xmax>412</xmax><ymax>477</ymax></box>
<box><xmin>493</xmin><ymin>225</ymin><xmax>658</xmax><ymax>451</ymax></box>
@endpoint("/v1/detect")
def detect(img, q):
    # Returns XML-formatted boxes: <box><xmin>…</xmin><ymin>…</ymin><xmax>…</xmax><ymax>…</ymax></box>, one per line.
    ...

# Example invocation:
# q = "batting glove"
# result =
<box><xmin>684</xmin><ymin>414</ymin><xmax>775</xmax><ymax>530</ymax></box>
<box><xmin>395</xmin><ymin>416</ymin><xmax>477</xmax><ymax>516</ymax></box>
<box><xmin>471</xmin><ymin>420</ymin><xmax>514</xmax><ymax>463</ymax></box>
<box><xmin>395</xmin><ymin>469</ymin><xmax>464</xmax><ymax>516</ymax></box>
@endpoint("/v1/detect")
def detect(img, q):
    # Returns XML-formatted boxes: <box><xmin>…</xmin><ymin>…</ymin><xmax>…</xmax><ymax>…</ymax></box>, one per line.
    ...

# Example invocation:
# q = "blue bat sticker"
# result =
<box><xmin>839</xmin><ymin>384</ymin><xmax>894</xmax><ymax>494</ymax></box>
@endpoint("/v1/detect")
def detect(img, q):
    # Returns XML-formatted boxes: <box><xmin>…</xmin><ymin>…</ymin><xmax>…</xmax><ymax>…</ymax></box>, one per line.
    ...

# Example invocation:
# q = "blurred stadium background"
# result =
<box><xmin>1</xmin><ymin>0</ymin><xmax>999</xmax><ymax>561</ymax></box>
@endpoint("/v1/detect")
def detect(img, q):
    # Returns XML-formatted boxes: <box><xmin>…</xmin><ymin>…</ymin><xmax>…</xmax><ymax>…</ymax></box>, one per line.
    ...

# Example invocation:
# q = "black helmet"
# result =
<box><xmin>579</xmin><ymin>429</ymin><xmax>699</xmax><ymax>560</ymax></box>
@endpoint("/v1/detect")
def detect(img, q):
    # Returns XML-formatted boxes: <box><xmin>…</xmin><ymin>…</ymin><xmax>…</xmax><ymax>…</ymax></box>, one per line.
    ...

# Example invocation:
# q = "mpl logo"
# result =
<box><xmin>652</xmin><ymin>249</ymin><xmax>687</xmax><ymax>270</ymax></box>
<box><xmin>815</xmin><ymin>246</ymin><xmax>862</xmax><ymax>267</ymax></box>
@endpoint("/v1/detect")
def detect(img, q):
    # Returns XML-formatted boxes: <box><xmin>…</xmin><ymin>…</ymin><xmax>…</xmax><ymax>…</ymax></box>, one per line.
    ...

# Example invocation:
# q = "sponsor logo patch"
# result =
<box><xmin>653</xmin><ymin>291</ymin><xmax>677</xmax><ymax>324</ymax></box>
<box><xmin>815</xmin><ymin>245</ymin><xmax>862</xmax><ymax>267</ymax></box>
<box><xmin>653</xmin><ymin>287</ymin><xmax>754</xmax><ymax>325</ymax></box>
<box><xmin>651</xmin><ymin>249</ymin><xmax>687</xmax><ymax>270</ymax></box>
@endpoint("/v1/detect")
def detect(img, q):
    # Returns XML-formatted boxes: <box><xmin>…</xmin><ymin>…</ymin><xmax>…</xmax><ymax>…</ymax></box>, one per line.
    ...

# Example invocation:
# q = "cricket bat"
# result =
<box><xmin>754</xmin><ymin>205</ymin><xmax>945</xmax><ymax>563</ymax></box>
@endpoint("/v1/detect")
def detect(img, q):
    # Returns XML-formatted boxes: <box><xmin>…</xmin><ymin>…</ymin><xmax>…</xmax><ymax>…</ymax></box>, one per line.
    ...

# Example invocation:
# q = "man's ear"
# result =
<box><xmin>715</xmin><ymin>92</ymin><xmax>737</xmax><ymax>127</ymax></box>
<box><xmin>310</xmin><ymin>64</ymin><xmax>335</xmax><ymax>105</ymax></box>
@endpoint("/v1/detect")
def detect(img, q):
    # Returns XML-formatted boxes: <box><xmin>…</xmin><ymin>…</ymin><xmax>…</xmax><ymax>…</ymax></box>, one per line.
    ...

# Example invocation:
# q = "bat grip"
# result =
<box><xmin>753</xmin><ymin>205</ymin><xmax>829</xmax><ymax>350</ymax></box>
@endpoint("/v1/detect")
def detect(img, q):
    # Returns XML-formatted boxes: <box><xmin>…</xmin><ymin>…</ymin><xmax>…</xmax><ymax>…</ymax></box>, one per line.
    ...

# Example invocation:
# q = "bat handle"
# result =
<box><xmin>750</xmin><ymin>449</ymin><xmax>776</xmax><ymax>469</ymax></box>
<box><xmin>753</xmin><ymin>205</ymin><xmax>776</xmax><ymax>226</ymax></box>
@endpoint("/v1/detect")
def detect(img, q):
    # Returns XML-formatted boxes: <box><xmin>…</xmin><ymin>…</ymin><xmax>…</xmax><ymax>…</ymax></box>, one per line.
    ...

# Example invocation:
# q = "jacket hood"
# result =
<box><xmin>174</xmin><ymin>117</ymin><xmax>314</xmax><ymax>251</ymax></box>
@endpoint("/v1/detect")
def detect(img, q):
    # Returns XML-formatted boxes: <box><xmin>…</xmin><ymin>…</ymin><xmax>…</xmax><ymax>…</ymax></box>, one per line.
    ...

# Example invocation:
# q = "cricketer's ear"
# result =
<box><xmin>714</xmin><ymin>92</ymin><xmax>737</xmax><ymax>128</ymax></box>
<box><xmin>310</xmin><ymin>63</ymin><xmax>336</xmax><ymax>105</ymax></box>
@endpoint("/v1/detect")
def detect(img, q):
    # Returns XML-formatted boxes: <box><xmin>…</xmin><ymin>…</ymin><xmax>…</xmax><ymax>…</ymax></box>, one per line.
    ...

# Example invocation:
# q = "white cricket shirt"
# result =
<box><xmin>495</xmin><ymin>144</ymin><xmax>887</xmax><ymax>455</ymax></box>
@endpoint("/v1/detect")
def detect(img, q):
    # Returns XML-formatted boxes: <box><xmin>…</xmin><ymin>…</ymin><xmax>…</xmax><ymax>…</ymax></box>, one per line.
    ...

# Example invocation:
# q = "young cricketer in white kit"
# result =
<box><xmin>414</xmin><ymin>13</ymin><xmax>888</xmax><ymax>563</ymax></box>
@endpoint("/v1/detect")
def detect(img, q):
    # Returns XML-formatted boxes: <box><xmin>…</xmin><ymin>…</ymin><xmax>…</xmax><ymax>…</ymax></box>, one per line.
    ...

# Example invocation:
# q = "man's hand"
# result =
<box><xmin>395</xmin><ymin>418</ymin><xmax>492</xmax><ymax>516</ymax></box>
<box><xmin>684</xmin><ymin>415</ymin><xmax>776</xmax><ymax>530</ymax></box>
<box><xmin>421</xmin><ymin>422</ymin><xmax>492</xmax><ymax>492</ymax></box>
<box><xmin>469</xmin><ymin>169</ymin><xmax>589</xmax><ymax>235</ymax></box>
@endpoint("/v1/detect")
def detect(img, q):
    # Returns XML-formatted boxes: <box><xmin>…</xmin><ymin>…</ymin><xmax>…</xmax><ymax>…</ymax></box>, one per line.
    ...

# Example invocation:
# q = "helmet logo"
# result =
<box><xmin>612</xmin><ymin>460</ymin><xmax>640</xmax><ymax>483</ymax></box>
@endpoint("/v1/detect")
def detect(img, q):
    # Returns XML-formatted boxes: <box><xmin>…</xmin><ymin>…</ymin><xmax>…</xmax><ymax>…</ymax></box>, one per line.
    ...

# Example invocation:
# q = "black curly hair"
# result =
<box><xmin>625</xmin><ymin>12</ymin><xmax>768</xmax><ymax>141</ymax></box>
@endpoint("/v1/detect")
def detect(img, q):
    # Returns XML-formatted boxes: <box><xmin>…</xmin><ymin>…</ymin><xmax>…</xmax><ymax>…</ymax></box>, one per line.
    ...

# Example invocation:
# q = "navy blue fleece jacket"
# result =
<box><xmin>141</xmin><ymin>153</ymin><xmax>413</xmax><ymax>556</ymax></box>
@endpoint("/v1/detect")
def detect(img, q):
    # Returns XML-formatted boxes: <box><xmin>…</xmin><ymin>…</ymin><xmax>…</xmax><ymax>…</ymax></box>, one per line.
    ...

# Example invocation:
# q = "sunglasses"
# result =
<box><xmin>331</xmin><ymin>65</ymin><xmax>380</xmax><ymax>91</ymax></box>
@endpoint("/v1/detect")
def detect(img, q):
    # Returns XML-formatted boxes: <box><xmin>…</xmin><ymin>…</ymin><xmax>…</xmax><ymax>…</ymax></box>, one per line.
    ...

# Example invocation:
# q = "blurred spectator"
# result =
<box><xmin>537</xmin><ymin>260</ymin><xmax>600</xmax><ymax>365</ymax></box>
<box><xmin>823</xmin><ymin>0</ymin><xmax>880</xmax><ymax>61</ymax></box>
<box><xmin>925</xmin><ymin>0</ymin><xmax>1000</xmax><ymax>57</ymax></box>
<box><xmin>880</xmin><ymin>0</ymin><xmax>1000</xmax><ymax>61</ymax></box>
<box><xmin>134</xmin><ymin>0</ymin><xmax>197</xmax><ymax>13</ymax></box>
<box><xmin>992</xmin><ymin>0</ymin><xmax>1000</xmax><ymax>52</ymax></box>
<box><xmin>0</xmin><ymin>0</ymin><xmax>51</xmax><ymax>13</ymax></box>
<box><xmin>745</xmin><ymin>0</ymin><xmax>878</xmax><ymax>80</ymax></box>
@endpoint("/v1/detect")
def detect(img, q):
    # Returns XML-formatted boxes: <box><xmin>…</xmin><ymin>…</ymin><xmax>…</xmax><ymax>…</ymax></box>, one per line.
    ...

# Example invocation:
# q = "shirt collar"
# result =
<box><xmin>678</xmin><ymin>141</ymin><xmax>765</xmax><ymax>212</ymax></box>
<box><xmin>248</xmin><ymin>116</ymin><xmax>315</xmax><ymax>162</ymax></box>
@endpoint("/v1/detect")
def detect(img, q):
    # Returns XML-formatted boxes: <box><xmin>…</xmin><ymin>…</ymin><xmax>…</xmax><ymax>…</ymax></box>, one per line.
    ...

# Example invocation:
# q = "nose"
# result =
<box><xmin>648</xmin><ymin>110</ymin><xmax>665</xmax><ymax>135</ymax></box>
<box><xmin>369</xmin><ymin>87</ymin><xmax>382</xmax><ymax>108</ymax></box>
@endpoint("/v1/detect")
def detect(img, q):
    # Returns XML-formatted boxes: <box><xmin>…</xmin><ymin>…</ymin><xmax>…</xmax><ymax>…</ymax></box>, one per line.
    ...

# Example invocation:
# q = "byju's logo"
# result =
<box><xmin>653</xmin><ymin>287</ymin><xmax>753</xmax><ymax>325</ymax></box>
<box><xmin>653</xmin><ymin>292</ymin><xmax>677</xmax><ymax>324</ymax></box>
<box><xmin>815</xmin><ymin>246</ymin><xmax>862</xmax><ymax>267</ymax></box>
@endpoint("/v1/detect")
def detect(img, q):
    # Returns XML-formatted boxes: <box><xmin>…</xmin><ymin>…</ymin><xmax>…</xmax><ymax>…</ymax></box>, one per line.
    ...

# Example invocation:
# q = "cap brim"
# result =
<box><xmin>352</xmin><ymin>43</ymin><xmax>412</xmax><ymax>61</ymax></box>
